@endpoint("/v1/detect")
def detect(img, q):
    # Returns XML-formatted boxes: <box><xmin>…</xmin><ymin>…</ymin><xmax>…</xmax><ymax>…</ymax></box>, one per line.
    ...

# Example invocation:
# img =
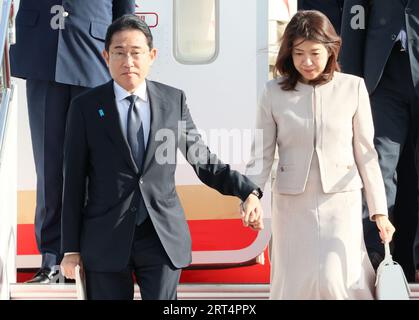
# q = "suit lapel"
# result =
<box><xmin>142</xmin><ymin>80</ymin><xmax>167</xmax><ymax>174</ymax></box>
<box><xmin>98</xmin><ymin>81</ymin><xmax>139</xmax><ymax>174</ymax></box>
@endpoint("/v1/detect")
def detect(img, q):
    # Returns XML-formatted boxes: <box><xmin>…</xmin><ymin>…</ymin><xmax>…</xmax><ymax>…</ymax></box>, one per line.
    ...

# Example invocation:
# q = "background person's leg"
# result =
<box><xmin>393</xmin><ymin>129</ymin><xmax>418</xmax><ymax>282</ymax></box>
<box><xmin>25</xmin><ymin>80</ymin><xmax>89</xmax><ymax>282</ymax></box>
<box><xmin>362</xmin><ymin>47</ymin><xmax>412</xmax><ymax>269</ymax></box>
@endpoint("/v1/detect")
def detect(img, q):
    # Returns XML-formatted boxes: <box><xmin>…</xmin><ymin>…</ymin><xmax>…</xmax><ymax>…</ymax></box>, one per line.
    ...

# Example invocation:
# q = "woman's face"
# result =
<box><xmin>292</xmin><ymin>38</ymin><xmax>330</xmax><ymax>83</ymax></box>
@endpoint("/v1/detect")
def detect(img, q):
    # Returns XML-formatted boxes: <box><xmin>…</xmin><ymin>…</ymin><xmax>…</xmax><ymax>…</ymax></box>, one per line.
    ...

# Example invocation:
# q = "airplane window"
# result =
<box><xmin>174</xmin><ymin>0</ymin><xmax>218</xmax><ymax>64</ymax></box>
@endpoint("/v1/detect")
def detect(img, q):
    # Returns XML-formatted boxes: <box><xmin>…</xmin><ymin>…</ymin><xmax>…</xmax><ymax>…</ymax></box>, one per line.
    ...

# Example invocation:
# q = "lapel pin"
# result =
<box><xmin>98</xmin><ymin>109</ymin><xmax>105</xmax><ymax>117</ymax></box>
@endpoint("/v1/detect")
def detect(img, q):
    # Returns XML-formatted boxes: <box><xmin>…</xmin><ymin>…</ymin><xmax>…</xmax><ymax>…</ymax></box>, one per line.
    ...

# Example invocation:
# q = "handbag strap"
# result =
<box><xmin>383</xmin><ymin>242</ymin><xmax>393</xmax><ymax>263</ymax></box>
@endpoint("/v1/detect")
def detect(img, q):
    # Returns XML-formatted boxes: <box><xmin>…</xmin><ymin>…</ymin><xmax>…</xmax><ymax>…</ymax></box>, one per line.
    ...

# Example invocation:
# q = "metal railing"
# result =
<box><xmin>0</xmin><ymin>0</ymin><xmax>13</xmax><ymax>161</ymax></box>
<box><xmin>0</xmin><ymin>0</ymin><xmax>15</xmax><ymax>300</ymax></box>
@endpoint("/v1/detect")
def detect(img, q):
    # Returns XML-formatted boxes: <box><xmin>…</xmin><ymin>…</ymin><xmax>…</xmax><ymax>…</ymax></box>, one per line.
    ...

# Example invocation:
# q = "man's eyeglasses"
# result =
<box><xmin>110</xmin><ymin>50</ymin><xmax>149</xmax><ymax>60</ymax></box>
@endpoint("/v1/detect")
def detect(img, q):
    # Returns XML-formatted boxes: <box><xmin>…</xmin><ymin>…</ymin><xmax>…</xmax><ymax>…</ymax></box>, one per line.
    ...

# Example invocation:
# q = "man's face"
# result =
<box><xmin>103</xmin><ymin>29</ymin><xmax>157</xmax><ymax>93</ymax></box>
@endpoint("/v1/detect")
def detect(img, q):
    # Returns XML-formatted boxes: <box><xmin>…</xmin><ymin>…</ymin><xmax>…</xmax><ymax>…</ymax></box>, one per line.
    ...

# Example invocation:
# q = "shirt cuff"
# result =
<box><xmin>64</xmin><ymin>252</ymin><xmax>80</xmax><ymax>256</ymax></box>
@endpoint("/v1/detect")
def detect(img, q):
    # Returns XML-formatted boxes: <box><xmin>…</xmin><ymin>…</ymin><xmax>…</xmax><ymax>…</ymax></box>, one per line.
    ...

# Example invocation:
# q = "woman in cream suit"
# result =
<box><xmin>245</xmin><ymin>10</ymin><xmax>396</xmax><ymax>299</ymax></box>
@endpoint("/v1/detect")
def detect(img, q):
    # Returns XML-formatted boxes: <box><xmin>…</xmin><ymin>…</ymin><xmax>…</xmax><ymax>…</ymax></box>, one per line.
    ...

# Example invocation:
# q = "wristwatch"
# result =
<box><xmin>251</xmin><ymin>188</ymin><xmax>263</xmax><ymax>199</ymax></box>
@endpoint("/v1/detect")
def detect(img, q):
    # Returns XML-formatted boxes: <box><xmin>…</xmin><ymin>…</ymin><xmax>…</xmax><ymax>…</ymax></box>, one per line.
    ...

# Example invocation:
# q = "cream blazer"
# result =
<box><xmin>246</xmin><ymin>72</ymin><xmax>388</xmax><ymax>219</ymax></box>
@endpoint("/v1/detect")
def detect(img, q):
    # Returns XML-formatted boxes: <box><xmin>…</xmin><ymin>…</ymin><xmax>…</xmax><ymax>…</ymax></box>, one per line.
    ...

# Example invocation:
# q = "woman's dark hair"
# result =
<box><xmin>105</xmin><ymin>14</ymin><xmax>153</xmax><ymax>51</ymax></box>
<box><xmin>274</xmin><ymin>10</ymin><xmax>341</xmax><ymax>90</ymax></box>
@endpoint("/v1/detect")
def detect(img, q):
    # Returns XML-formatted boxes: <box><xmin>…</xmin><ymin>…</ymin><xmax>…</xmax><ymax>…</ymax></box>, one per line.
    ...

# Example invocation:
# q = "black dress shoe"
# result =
<box><xmin>369</xmin><ymin>251</ymin><xmax>384</xmax><ymax>271</ymax></box>
<box><xmin>25</xmin><ymin>268</ymin><xmax>61</xmax><ymax>284</ymax></box>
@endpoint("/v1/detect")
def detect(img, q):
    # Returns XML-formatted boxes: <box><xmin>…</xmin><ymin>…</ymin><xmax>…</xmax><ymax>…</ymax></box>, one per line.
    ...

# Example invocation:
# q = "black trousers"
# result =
<box><xmin>362</xmin><ymin>44</ymin><xmax>419</xmax><ymax>280</ymax></box>
<box><xmin>85</xmin><ymin>218</ymin><xmax>181</xmax><ymax>300</ymax></box>
<box><xmin>26</xmin><ymin>79</ymin><xmax>88</xmax><ymax>269</ymax></box>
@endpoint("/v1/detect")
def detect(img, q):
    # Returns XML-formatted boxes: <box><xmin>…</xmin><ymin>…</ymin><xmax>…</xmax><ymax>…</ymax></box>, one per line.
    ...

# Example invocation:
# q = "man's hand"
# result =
<box><xmin>240</xmin><ymin>193</ymin><xmax>264</xmax><ymax>230</ymax></box>
<box><xmin>60</xmin><ymin>253</ymin><xmax>83</xmax><ymax>280</ymax></box>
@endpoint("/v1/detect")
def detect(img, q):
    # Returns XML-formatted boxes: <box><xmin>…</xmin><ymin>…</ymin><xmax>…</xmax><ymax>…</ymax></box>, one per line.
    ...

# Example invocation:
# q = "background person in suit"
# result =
<box><xmin>297</xmin><ymin>0</ymin><xmax>345</xmax><ymax>34</ymax></box>
<box><xmin>10</xmin><ymin>0</ymin><xmax>136</xmax><ymax>283</ymax></box>
<box><xmin>246</xmin><ymin>10</ymin><xmax>395</xmax><ymax>299</ymax></box>
<box><xmin>340</xmin><ymin>0</ymin><xmax>419</xmax><ymax>281</ymax></box>
<box><xmin>59</xmin><ymin>14</ymin><xmax>264</xmax><ymax>300</ymax></box>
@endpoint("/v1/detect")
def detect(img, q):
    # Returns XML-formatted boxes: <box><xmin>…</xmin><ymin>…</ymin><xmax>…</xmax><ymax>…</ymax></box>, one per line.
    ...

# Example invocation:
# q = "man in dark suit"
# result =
<box><xmin>298</xmin><ymin>0</ymin><xmax>345</xmax><ymax>33</ymax></box>
<box><xmin>59</xmin><ymin>14</ymin><xmax>264</xmax><ymax>300</ymax></box>
<box><xmin>340</xmin><ymin>0</ymin><xmax>419</xmax><ymax>281</ymax></box>
<box><xmin>10</xmin><ymin>0</ymin><xmax>136</xmax><ymax>283</ymax></box>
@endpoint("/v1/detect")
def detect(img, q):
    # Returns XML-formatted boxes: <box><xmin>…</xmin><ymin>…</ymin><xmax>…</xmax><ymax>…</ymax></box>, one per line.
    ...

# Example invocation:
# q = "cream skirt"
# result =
<box><xmin>270</xmin><ymin>154</ymin><xmax>376</xmax><ymax>300</ymax></box>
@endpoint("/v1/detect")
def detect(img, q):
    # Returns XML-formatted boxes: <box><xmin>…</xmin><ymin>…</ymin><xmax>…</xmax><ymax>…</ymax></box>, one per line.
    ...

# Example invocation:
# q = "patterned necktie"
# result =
<box><xmin>126</xmin><ymin>95</ymin><xmax>146</xmax><ymax>172</ymax></box>
<box><xmin>126</xmin><ymin>95</ymin><xmax>148</xmax><ymax>226</ymax></box>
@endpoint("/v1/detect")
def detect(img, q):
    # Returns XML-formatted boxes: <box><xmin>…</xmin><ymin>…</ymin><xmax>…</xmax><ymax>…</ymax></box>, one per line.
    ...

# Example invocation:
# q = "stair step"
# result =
<box><xmin>10</xmin><ymin>284</ymin><xmax>270</xmax><ymax>300</ymax></box>
<box><xmin>9</xmin><ymin>283</ymin><xmax>419</xmax><ymax>300</ymax></box>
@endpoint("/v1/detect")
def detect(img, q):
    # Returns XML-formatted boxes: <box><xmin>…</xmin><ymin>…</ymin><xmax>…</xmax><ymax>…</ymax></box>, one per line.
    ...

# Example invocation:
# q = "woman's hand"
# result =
<box><xmin>374</xmin><ymin>214</ymin><xmax>396</xmax><ymax>243</ymax></box>
<box><xmin>240</xmin><ymin>200</ymin><xmax>264</xmax><ymax>231</ymax></box>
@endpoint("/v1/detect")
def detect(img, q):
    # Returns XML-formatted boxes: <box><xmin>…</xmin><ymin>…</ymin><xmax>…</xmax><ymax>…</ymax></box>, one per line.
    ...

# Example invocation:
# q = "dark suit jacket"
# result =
<box><xmin>10</xmin><ymin>0</ymin><xmax>135</xmax><ymax>87</ymax></box>
<box><xmin>61</xmin><ymin>80</ymin><xmax>258</xmax><ymax>272</ymax></box>
<box><xmin>340</xmin><ymin>0</ymin><xmax>419</xmax><ymax>97</ymax></box>
<box><xmin>298</xmin><ymin>0</ymin><xmax>345</xmax><ymax>34</ymax></box>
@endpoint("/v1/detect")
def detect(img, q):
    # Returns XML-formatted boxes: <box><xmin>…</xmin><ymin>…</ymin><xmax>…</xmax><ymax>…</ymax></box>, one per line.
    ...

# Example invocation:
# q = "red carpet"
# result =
<box><xmin>17</xmin><ymin>219</ymin><xmax>270</xmax><ymax>283</ymax></box>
